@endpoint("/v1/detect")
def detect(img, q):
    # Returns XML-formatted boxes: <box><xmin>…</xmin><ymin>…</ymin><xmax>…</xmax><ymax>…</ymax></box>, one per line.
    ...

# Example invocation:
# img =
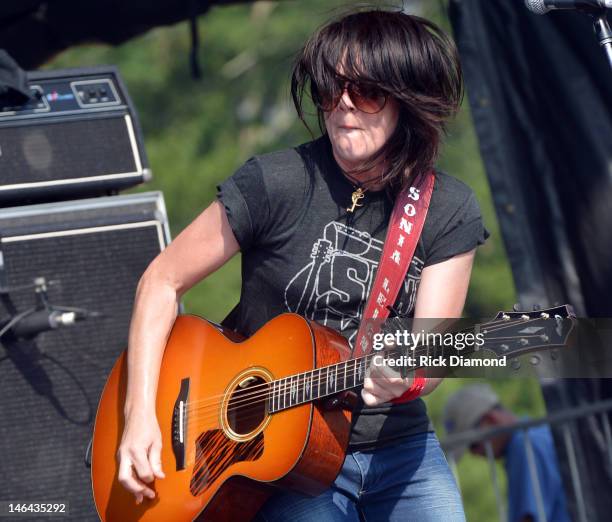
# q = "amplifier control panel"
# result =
<box><xmin>0</xmin><ymin>70</ymin><xmax>126</xmax><ymax>120</ymax></box>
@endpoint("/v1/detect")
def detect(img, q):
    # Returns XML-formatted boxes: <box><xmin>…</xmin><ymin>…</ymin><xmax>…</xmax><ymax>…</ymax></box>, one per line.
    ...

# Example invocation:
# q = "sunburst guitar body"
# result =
<box><xmin>91</xmin><ymin>313</ymin><xmax>352</xmax><ymax>521</ymax></box>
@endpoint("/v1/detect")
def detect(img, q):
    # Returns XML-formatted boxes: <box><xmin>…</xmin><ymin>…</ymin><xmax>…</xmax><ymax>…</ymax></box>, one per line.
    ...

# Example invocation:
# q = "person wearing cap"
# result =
<box><xmin>443</xmin><ymin>384</ymin><xmax>570</xmax><ymax>522</ymax></box>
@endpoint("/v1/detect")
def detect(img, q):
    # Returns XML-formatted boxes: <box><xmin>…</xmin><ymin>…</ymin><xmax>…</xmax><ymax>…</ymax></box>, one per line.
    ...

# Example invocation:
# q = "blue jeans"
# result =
<box><xmin>254</xmin><ymin>431</ymin><xmax>465</xmax><ymax>522</ymax></box>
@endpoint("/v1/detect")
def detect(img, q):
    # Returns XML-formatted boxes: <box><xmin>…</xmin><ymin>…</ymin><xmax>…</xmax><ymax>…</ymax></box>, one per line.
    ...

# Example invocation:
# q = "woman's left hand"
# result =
<box><xmin>361</xmin><ymin>362</ymin><xmax>413</xmax><ymax>406</ymax></box>
<box><xmin>361</xmin><ymin>249</ymin><xmax>477</xmax><ymax>406</ymax></box>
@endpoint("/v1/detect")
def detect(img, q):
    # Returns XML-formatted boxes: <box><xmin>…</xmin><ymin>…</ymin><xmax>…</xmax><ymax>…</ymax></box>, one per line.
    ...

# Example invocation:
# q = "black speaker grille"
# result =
<box><xmin>0</xmin><ymin>116</ymin><xmax>138</xmax><ymax>184</ymax></box>
<box><xmin>0</xmin><ymin>196</ymin><xmax>167</xmax><ymax>520</ymax></box>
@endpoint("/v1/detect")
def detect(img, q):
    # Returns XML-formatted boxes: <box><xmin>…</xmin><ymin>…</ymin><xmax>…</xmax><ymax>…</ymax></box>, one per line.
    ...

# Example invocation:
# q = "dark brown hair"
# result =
<box><xmin>291</xmin><ymin>8</ymin><xmax>463</xmax><ymax>193</ymax></box>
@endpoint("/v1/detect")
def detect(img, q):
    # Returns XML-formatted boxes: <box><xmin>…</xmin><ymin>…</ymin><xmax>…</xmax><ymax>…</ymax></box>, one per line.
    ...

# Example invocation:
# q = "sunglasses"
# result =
<box><xmin>312</xmin><ymin>79</ymin><xmax>388</xmax><ymax>114</ymax></box>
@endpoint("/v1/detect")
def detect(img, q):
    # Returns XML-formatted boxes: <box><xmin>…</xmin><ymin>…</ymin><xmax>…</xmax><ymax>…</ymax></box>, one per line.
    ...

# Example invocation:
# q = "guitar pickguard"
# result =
<box><xmin>190</xmin><ymin>430</ymin><xmax>264</xmax><ymax>496</ymax></box>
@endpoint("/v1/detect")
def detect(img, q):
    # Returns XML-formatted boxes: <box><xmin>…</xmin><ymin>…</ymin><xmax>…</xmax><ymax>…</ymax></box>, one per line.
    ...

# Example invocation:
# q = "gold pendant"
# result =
<box><xmin>347</xmin><ymin>188</ymin><xmax>366</xmax><ymax>213</ymax></box>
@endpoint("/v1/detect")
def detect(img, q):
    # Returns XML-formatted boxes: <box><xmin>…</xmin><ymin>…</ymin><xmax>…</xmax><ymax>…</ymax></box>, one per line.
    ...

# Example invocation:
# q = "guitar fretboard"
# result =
<box><xmin>267</xmin><ymin>343</ymin><xmax>450</xmax><ymax>413</ymax></box>
<box><xmin>268</xmin><ymin>357</ymin><xmax>368</xmax><ymax>413</ymax></box>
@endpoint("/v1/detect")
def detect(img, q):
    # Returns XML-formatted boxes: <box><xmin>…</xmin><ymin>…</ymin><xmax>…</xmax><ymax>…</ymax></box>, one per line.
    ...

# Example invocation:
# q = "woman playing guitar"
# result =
<box><xmin>116</xmin><ymin>8</ymin><xmax>488</xmax><ymax>521</ymax></box>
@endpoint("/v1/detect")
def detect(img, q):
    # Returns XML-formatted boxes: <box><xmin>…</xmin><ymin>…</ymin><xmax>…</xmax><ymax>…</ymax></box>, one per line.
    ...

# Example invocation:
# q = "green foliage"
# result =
<box><xmin>47</xmin><ymin>2</ymin><xmax>539</xmax><ymax>519</ymax></box>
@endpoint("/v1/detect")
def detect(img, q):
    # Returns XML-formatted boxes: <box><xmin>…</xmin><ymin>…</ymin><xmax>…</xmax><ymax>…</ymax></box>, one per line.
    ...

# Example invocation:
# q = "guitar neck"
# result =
<box><xmin>268</xmin><ymin>306</ymin><xmax>574</xmax><ymax>414</ymax></box>
<box><xmin>267</xmin><ymin>342</ymin><xmax>456</xmax><ymax>413</ymax></box>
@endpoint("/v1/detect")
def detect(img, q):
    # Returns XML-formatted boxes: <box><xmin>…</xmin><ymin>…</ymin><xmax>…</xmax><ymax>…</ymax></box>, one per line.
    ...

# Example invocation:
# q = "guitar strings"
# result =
<box><xmin>183</xmin><ymin>316</ymin><xmax>545</xmax><ymax>414</ymax></box>
<box><xmin>185</xmin><ymin>334</ymin><xmax>547</xmax><ymax>424</ymax></box>
<box><xmin>183</xmin><ymin>316</ymin><xmax>517</xmax><ymax>411</ymax></box>
<box><xmin>183</xmin><ymin>317</ymin><xmax>549</xmax><ymax>418</ymax></box>
<box><xmin>184</xmin><ymin>318</ymin><xmax>554</xmax><ymax>425</ymax></box>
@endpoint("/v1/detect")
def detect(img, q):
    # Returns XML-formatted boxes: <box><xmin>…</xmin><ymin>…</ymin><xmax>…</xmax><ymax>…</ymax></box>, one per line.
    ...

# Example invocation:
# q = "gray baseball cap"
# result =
<box><xmin>443</xmin><ymin>383</ymin><xmax>500</xmax><ymax>460</ymax></box>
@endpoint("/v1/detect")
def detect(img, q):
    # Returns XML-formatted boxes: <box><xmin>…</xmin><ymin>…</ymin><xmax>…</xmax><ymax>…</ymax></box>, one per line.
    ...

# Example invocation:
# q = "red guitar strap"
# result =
<box><xmin>353</xmin><ymin>171</ymin><xmax>435</xmax><ymax>357</ymax></box>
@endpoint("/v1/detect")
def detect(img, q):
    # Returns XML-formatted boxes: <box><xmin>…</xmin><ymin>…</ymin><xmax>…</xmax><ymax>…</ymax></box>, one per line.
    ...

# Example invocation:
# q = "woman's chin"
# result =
<box><xmin>332</xmin><ymin>144</ymin><xmax>372</xmax><ymax>166</ymax></box>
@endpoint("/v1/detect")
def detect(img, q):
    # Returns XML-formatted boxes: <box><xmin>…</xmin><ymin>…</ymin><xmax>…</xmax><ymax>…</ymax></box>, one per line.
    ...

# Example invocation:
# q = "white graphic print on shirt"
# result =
<box><xmin>284</xmin><ymin>221</ymin><xmax>423</xmax><ymax>346</ymax></box>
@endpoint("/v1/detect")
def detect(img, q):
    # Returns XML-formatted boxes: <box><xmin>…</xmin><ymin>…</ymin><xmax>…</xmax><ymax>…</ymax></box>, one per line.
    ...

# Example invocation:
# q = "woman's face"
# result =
<box><xmin>324</xmin><ymin>84</ymin><xmax>399</xmax><ymax>172</ymax></box>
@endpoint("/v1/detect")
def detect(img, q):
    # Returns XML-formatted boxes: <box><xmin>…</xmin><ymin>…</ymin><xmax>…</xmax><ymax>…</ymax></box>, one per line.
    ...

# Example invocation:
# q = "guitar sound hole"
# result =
<box><xmin>227</xmin><ymin>376</ymin><xmax>268</xmax><ymax>436</ymax></box>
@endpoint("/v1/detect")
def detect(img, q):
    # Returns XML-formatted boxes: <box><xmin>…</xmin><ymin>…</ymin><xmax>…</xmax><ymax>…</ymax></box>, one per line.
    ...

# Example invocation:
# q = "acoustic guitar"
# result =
<box><xmin>91</xmin><ymin>306</ymin><xmax>574</xmax><ymax>521</ymax></box>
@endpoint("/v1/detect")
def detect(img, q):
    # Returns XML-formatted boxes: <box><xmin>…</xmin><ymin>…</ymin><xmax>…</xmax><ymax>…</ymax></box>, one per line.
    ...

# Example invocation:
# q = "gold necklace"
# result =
<box><xmin>347</xmin><ymin>185</ymin><xmax>367</xmax><ymax>213</ymax></box>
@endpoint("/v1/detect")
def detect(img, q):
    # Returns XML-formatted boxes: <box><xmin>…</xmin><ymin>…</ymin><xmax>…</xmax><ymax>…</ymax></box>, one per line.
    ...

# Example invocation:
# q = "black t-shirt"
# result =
<box><xmin>216</xmin><ymin>134</ymin><xmax>489</xmax><ymax>449</ymax></box>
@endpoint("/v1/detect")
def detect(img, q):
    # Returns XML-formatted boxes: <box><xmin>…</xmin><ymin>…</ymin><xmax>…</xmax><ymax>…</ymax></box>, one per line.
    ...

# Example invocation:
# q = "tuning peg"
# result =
<box><xmin>533</xmin><ymin>304</ymin><xmax>541</xmax><ymax>311</ymax></box>
<box><xmin>513</xmin><ymin>303</ymin><xmax>522</xmax><ymax>312</ymax></box>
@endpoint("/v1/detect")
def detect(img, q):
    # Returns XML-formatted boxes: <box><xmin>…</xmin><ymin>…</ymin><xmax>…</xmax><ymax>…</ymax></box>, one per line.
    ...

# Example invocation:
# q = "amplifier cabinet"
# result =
<box><xmin>0</xmin><ymin>192</ymin><xmax>170</xmax><ymax>520</ymax></box>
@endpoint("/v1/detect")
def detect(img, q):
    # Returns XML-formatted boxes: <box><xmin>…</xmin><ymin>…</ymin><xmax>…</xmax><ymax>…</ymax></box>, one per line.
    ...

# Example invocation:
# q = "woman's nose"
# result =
<box><xmin>337</xmin><ymin>85</ymin><xmax>355</xmax><ymax>111</ymax></box>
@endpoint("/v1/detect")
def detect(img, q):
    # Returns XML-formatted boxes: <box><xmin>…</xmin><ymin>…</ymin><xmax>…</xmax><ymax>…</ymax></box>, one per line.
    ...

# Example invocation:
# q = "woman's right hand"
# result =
<box><xmin>116</xmin><ymin>411</ymin><xmax>165</xmax><ymax>504</ymax></box>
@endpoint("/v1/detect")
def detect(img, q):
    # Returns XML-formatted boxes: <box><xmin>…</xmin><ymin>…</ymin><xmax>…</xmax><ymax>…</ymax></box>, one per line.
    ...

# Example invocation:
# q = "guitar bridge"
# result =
<box><xmin>172</xmin><ymin>378</ymin><xmax>190</xmax><ymax>471</ymax></box>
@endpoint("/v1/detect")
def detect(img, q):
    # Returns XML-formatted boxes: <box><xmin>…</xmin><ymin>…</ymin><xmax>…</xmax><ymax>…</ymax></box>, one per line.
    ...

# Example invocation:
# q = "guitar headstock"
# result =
<box><xmin>480</xmin><ymin>304</ymin><xmax>576</xmax><ymax>359</ymax></box>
